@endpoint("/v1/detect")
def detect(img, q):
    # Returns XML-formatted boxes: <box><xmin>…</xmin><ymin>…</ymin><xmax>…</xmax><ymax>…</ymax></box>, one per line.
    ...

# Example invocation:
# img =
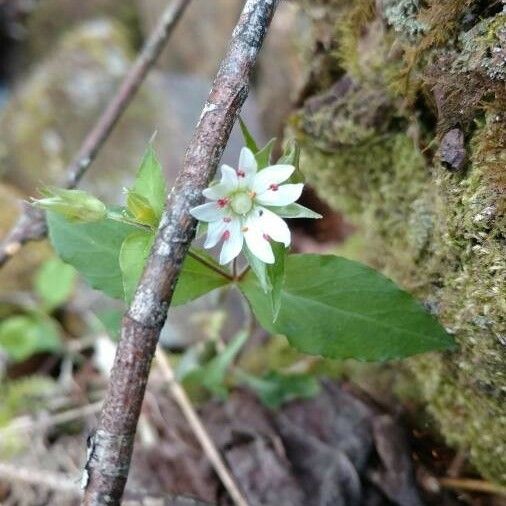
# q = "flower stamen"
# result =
<box><xmin>268</xmin><ymin>184</ymin><xmax>279</xmax><ymax>191</ymax></box>
<box><xmin>217</xmin><ymin>198</ymin><xmax>229</xmax><ymax>208</ymax></box>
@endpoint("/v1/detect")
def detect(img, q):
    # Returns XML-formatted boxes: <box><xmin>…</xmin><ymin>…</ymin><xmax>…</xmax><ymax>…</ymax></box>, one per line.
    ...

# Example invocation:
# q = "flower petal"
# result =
<box><xmin>258</xmin><ymin>207</ymin><xmax>291</xmax><ymax>247</ymax></box>
<box><xmin>238</xmin><ymin>147</ymin><xmax>257</xmax><ymax>181</ymax></box>
<box><xmin>252</xmin><ymin>164</ymin><xmax>295</xmax><ymax>194</ymax></box>
<box><xmin>204</xmin><ymin>219</ymin><xmax>227</xmax><ymax>249</ymax></box>
<box><xmin>219</xmin><ymin>218</ymin><xmax>244</xmax><ymax>264</ymax></box>
<box><xmin>244</xmin><ymin>214</ymin><xmax>274</xmax><ymax>264</ymax></box>
<box><xmin>220</xmin><ymin>164</ymin><xmax>239</xmax><ymax>191</ymax></box>
<box><xmin>190</xmin><ymin>202</ymin><xmax>226</xmax><ymax>222</ymax></box>
<box><xmin>203</xmin><ymin>183</ymin><xmax>229</xmax><ymax>200</ymax></box>
<box><xmin>255</xmin><ymin>183</ymin><xmax>303</xmax><ymax>207</ymax></box>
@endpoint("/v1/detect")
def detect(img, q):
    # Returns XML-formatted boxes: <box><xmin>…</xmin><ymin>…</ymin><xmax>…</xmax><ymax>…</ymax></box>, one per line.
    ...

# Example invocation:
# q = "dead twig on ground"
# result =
<box><xmin>155</xmin><ymin>347</ymin><xmax>249</xmax><ymax>506</ymax></box>
<box><xmin>0</xmin><ymin>0</ymin><xmax>192</xmax><ymax>269</ymax></box>
<box><xmin>82</xmin><ymin>1</ymin><xmax>279</xmax><ymax>504</ymax></box>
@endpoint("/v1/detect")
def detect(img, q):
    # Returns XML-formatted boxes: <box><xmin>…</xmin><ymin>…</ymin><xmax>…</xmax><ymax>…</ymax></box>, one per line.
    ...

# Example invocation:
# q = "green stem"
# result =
<box><xmin>107</xmin><ymin>211</ymin><xmax>152</xmax><ymax>231</ymax></box>
<box><xmin>188</xmin><ymin>249</ymin><xmax>234</xmax><ymax>281</ymax></box>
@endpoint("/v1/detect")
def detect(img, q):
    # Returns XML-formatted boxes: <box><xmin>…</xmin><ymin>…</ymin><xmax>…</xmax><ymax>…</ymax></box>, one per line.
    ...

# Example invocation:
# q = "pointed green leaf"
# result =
<box><xmin>239</xmin><ymin>254</ymin><xmax>455</xmax><ymax>361</ymax></box>
<box><xmin>238</xmin><ymin>116</ymin><xmax>259</xmax><ymax>153</ymax></box>
<box><xmin>173</xmin><ymin>249</ymin><xmax>231</xmax><ymax>306</ymax></box>
<box><xmin>243</xmin><ymin>247</ymin><xmax>271</xmax><ymax>293</ymax></box>
<box><xmin>185</xmin><ymin>331</ymin><xmax>249</xmax><ymax>398</ymax></box>
<box><xmin>119</xmin><ymin>231</ymin><xmax>155</xmax><ymax>303</ymax></box>
<box><xmin>267</xmin><ymin>242</ymin><xmax>286</xmax><ymax>322</ymax></box>
<box><xmin>34</xmin><ymin>258</ymin><xmax>77</xmax><ymax>311</ymax></box>
<box><xmin>269</xmin><ymin>203</ymin><xmax>322</xmax><ymax>219</ymax></box>
<box><xmin>255</xmin><ymin>138</ymin><xmax>276</xmax><ymax>169</ymax></box>
<box><xmin>47</xmin><ymin>212</ymin><xmax>136</xmax><ymax>299</ymax></box>
<box><xmin>132</xmin><ymin>145</ymin><xmax>166</xmax><ymax>221</ymax></box>
<box><xmin>277</xmin><ymin>139</ymin><xmax>304</xmax><ymax>184</ymax></box>
<box><xmin>236</xmin><ymin>370</ymin><xmax>320</xmax><ymax>408</ymax></box>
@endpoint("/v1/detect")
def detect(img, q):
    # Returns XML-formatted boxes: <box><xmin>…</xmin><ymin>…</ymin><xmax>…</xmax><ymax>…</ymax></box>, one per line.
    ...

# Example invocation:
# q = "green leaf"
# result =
<box><xmin>119</xmin><ymin>231</ymin><xmax>155</xmax><ymax>303</ymax></box>
<box><xmin>243</xmin><ymin>247</ymin><xmax>271</xmax><ymax>293</ymax></box>
<box><xmin>0</xmin><ymin>314</ymin><xmax>61</xmax><ymax>362</ymax></box>
<box><xmin>236</xmin><ymin>370</ymin><xmax>320</xmax><ymax>408</ymax></box>
<box><xmin>271</xmin><ymin>203</ymin><xmax>322</xmax><ymax>219</ymax></box>
<box><xmin>277</xmin><ymin>139</ymin><xmax>304</xmax><ymax>184</ymax></box>
<box><xmin>255</xmin><ymin>138</ymin><xmax>276</xmax><ymax>169</ymax></box>
<box><xmin>238</xmin><ymin>116</ymin><xmax>259</xmax><ymax>153</ymax></box>
<box><xmin>95</xmin><ymin>309</ymin><xmax>123</xmax><ymax>341</ymax></box>
<box><xmin>239</xmin><ymin>254</ymin><xmax>455</xmax><ymax>361</ymax></box>
<box><xmin>126</xmin><ymin>190</ymin><xmax>158</xmax><ymax>227</ymax></box>
<box><xmin>173</xmin><ymin>249</ymin><xmax>232</xmax><ymax>306</ymax></box>
<box><xmin>267</xmin><ymin>242</ymin><xmax>286</xmax><ymax>322</ymax></box>
<box><xmin>185</xmin><ymin>331</ymin><xmax>248</xmax><ymax>398</ymax></box>
<box><xmin>132</xmin><ymin>145</ymin><xmax>166</xmax><ymax>221</ymax></box>
<box><xmin>47</xmin><ymin>212</ymin><xmax>136</xmax><ymax>299</ymax></box>
<box><xmin>34</xmin><ymin>258</ymin><xmax>77</xmax><ymax>311</ymax></box>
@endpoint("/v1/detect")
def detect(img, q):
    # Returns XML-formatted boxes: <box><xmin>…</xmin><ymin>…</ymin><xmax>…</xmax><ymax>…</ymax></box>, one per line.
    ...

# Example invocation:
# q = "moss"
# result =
<box><xmin>293</xmin><ymin>0</ymin><xmax>506</xmax><ymax>484</ymax></box>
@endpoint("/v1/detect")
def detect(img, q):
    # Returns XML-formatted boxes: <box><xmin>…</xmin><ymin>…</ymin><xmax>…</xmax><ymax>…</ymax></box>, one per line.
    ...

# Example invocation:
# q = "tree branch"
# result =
<box><xmin>0</xmin><ymin>0</ymin><xmax>192</xmax><ymax>269</ymax></box>
<box><xmin>82</xmin><ymin>1</ymin><xmax>279</xmax><ymax>504</ymax></box>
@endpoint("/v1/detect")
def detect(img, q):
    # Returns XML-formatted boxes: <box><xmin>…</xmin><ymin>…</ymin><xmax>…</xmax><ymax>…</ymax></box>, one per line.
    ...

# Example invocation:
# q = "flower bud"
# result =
<box><xmin>126</xmin><ymin>190</ymin><xmax>157</xmax><ymax>227</ymax></box>
<box><xmin>33</xmin><ymin>187</ymin><xmax>107</xmax><ymax>223</ymax></box>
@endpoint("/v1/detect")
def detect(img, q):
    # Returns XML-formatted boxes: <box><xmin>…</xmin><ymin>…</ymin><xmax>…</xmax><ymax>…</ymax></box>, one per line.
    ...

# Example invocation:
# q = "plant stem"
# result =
<box><xmin>188</xmin><ymin>249</ymin><xmax>234</xmax><ymax>281</ymax></box>
<box><xmin>82</xmin><ymin>2</ymin><xmax>279</xmax><ymax>504</ymax></box>
<box><xmin>0</xmin><ymin>0</ymin><xmax>192</xmax><ymax>269</ymax></box>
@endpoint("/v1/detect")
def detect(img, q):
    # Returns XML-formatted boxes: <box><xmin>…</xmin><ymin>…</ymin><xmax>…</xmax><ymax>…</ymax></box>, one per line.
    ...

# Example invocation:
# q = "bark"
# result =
<box><xmin>82</xmin><ymin>1</ymin><xmax>279</xmax><ymax>504</ymax></box>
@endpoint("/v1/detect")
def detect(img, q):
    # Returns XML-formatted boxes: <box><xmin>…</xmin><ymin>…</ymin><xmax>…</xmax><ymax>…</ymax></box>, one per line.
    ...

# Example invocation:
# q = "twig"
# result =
<box><xmin>0</xmin><ymin>400</ymin><xmax>102</xmax><ymax>438</ymax></box>
<box><xmin>155</xmin><ymin>348</ymin><xmax>249</xmax><ymax>506</ymax></box>
<box><xmin>0</xmin><ymin>461</ymin><xmax>82</xmax><ymax>495</ymax></box>
<box><xmin>83</xmin><ymin>2</ymin><xmax>279</xmax><ymax>504</ymax></box>
<box><xmin>438</xmin><ymin>477</ymin><xmax>506</xmax><ymax>496</ymax></box>
<box><xmin>0</xmin><ymin>0</ymin><xmax>192</xmax><ymax>269</ymax></box>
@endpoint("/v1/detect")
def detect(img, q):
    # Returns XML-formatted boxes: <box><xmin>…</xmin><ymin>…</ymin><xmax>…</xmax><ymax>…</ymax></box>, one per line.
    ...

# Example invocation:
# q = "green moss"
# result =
<box><xmin>294</xmin><ymin>0</ymin><xmax>506</xmax><ymax>484</ymax></box>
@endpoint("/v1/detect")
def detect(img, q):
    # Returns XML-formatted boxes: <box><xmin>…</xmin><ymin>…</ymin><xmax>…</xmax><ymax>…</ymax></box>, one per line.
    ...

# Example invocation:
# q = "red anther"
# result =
<box><xmin>217</xmin><ymin>198</ymin><xmax>229</xmax><ymax>208</ymax></box>
<box><xmin>268</xmin><ymin>183</ymin><xmax>279</xmax><ymax>191</ymax></box>
<box><xmin>223</xmin><ymin>217</ymin><xmax>232</xmax><ymax>223</ymax></box>
<box><xmin>222</xmin><ymin>230</ymin><xmax>230</xmax><ymax>240</ymax></box>
<box><xmin>236</xmin><ymin>169</ymin><xmax>246</xmax><ymax>178</ymax></box>
<box><xmin>263</xmin><ymin>233</ymin><xmax>270</xmax><ymax>241</ymax></box>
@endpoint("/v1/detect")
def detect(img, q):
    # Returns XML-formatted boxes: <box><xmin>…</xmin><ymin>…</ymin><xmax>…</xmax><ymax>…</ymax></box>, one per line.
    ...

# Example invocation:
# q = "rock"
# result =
<box><xmin>439</xmin><ymin>128</ymin><xmax>466</xmax><ymax>171</ymax></box>
<box><xmin>0</xmin><ymin>19</ymin><xmax>172</xmax><ymax>203</ymax></box>
<box><xmin>136</xmin><ymin>0</ymin><xmax>243</xmax><ymax>78</ymax></box>
<box><xmin>292</xmin><ymin>0</ymin><xmax>506</xmax><ymax>485</ymax></box>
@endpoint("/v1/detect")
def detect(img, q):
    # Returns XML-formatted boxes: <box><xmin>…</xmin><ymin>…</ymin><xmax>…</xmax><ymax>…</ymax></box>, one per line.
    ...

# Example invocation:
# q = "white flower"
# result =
<box><xmin>190</xmin><ymin>147</ymin><xmax>304</xmax><ymax>265</ymax></box>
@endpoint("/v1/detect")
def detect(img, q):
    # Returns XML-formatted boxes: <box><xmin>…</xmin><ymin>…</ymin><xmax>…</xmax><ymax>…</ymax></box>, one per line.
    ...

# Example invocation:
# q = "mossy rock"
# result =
<box><xmin>292</xmin><ymin>0</ymin><xmax>505</xmax><ymax>484</ymax></box>
<box><xmin>0</xmin><ymin>19</ymin><xmax>172</xmax><ymax>203</ymax></box>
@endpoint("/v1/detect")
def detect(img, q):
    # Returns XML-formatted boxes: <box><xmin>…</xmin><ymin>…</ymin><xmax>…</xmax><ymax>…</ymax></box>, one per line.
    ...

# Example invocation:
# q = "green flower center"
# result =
<box><xmin>230</xmin><ymin>191</ymin><xmax>253</xmax><ymax>215</ymax></box>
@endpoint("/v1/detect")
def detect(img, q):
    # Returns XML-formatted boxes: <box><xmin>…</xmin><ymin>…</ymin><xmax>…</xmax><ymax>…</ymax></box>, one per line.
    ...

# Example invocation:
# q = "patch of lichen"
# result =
<box><xmin>293</xmin><ymin>0</ymin><xmax>506</xmax><ymax>484</ymax></box>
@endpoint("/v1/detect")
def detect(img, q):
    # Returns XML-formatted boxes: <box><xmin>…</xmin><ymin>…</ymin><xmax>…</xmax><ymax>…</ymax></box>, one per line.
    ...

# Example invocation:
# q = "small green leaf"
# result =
<box><xmin>236</xmin><ymin>370</ymin><xmax>320</xmax><ymax>408</ymax></box>
<box><xmin>0</xmin><ymin>314</ymin><xmax>61</xmax><ymax>362</ymax></box>
<box><xmin>126</xmin><ymin>190</ymin><xmax>158</xmax><ymax>227</ymax></box>
<box><xmin>132</xmin><ymin>145</ymin><xmax>166</xmax><ymax>221</ymax></box>
<box><xmin>267</xmin><ymin>242</ymin><xmax>286</xmax><ymax>322</ymax></box>
<box><xmin>239</xmin><ymin>254</ymin><xmax>455</xmax><ymax>361</ymax></box>
<box><xmin>271</xmin><ymin>203</ymin><xmax>322</xmax><ymax>219</ymax></box>
<box><xmin>119</xmin><ymin>231</ymin><xmax>155</xmax><ymax>303</ymax></box>
<box><xmin>277</xmin><ymin>139</ymin><xmax>304</xmax><ymax>184</ymax></box>
<box><xmin>47</xmin><ymin>212</ymin><xmax>136</xmax><ymax>299</ymax></box>
<box><xmin>33</xmin><ymin>187</ymin><xmax>107</xmax><ymax>223</ymax></box>
<box><xmin>173</xmin><ymin>249</ymin><xmax>232</xmax><ymax>306</ymax></box>
<box><xmin>95</xmin><ymin>309</ymin><xmax>123</xmax><ymax>341</ymax></box>
<box><xmin>255</xmin><ymin>138</ymin><xmax>276</xmax><ymax>169</ymax></box>
<box><xmin>243</xmin><ymin>247</ymin><xmax>271</xmax><ymax>293</ymax></box>
<box><xmin>185</xmin><ymin>331</ymin><xmax>249</xmax><ymax>398</ymax></box>
<box><xmin>34</xmin><ymin>258</ymin><xmax>77</xmax><ymax>311</ymax></box>
<box><xmin>238</xmin><ymin>116</ymin><xmax>259</xmax><ymax>153</ymax></box>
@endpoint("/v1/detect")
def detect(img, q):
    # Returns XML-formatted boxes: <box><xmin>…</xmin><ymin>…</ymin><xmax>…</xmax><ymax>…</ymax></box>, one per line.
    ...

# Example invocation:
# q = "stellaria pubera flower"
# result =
<box><xmin>190</xmin><ymin>147</ymin><xmax>318</xmax><ymax>265</ymax></box>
